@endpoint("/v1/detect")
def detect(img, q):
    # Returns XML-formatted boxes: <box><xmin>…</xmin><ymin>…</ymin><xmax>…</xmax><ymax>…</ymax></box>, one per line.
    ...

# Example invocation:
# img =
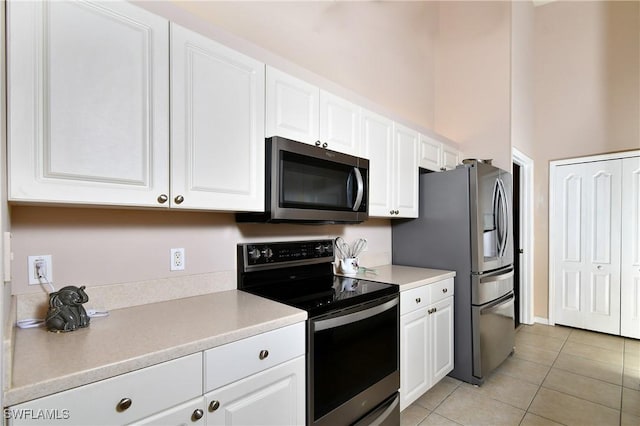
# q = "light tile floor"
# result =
<box><xmin>400</xmin><ymin>324</ymin><xmax>640</xmax><ymax>426</ymax></box>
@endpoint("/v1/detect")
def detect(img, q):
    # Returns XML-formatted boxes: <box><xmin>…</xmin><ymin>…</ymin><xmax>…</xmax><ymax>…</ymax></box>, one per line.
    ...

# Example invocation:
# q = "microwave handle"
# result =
<box><xmin>352</xmin><ymin>167</ymin><xmax>364</xmax><ymax>211</ymax></box>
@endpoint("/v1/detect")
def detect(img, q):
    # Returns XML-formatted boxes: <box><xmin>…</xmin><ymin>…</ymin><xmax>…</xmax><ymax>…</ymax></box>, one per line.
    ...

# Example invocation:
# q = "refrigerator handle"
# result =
<box><xmin>492</xmin><ymin>180</ymin><xmax>501</xmax><ymax>253</ymax></box>
<box><xmin>497</xmin><ymin>178</ymin><xmax>509</xmax><ymax>258</ymax></box>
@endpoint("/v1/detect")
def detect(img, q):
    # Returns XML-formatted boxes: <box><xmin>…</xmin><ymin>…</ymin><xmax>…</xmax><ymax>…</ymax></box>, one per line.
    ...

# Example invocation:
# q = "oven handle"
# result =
<box><xmin>352</xmin><ymin>167</ymin><xmax>364</xmax><ymax>211</ymax></box>
<box><xmin>353</xmin><ymin>394</ymin><xmax>399</xmax><ymax>426</ymax></box>
<box><xmin>313</xmin><ymin>297</ymin><xmax>398</xmax><ymax>332</ymax></box>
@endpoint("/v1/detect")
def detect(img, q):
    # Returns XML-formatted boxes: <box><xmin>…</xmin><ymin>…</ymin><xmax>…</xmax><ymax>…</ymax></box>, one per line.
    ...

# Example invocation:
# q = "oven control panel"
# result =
<box><xmin>239</xmin><ymin>240</ymin><xmax>334</xmax><ymax>269</ymax></box>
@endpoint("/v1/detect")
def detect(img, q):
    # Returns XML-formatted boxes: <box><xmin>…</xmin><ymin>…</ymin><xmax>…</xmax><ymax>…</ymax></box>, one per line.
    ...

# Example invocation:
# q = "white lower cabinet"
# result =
<box><xmin>7</xmin><ymin>353</ymin><xmax>203</xmax><ymax>426</ymax></box>
<box><xmin>7</xmin><ymin>323</ymin><xmax>306</xmax><ymax>426</ymax></box>
<box><xmin>205</xmin><ymin>357</ymin><xmax>305</xmax><ymax>426</ymax></box>
<box><xmin>399</xmin><ymin>279</ymin><xmax>454</xmax><ymax>411</ymax></box>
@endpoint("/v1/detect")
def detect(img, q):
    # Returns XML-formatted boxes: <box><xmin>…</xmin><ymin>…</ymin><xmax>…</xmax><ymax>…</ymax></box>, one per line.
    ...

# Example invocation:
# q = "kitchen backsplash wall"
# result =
<box><xmin>9</xmin><ymin>206</ymin><xmax>391</xmax><ymax>295</ymax></box>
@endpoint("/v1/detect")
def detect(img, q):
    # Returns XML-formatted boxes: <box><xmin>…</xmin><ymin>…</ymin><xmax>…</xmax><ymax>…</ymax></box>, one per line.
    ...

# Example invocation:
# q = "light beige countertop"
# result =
<box><xmin>345</xmin><ymin>264</ymin><xmax>455</xmax><ymax>291</ymax></box>
<box><xmin>5</xmin><ymin>290</ymin><xmax>306</xmax><ymax>406</ymax></box>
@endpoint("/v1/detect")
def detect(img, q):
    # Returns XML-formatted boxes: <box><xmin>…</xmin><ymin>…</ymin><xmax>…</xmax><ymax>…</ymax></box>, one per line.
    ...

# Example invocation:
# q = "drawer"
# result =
<box><xmin>8</xmin><ymin>353</ymin><xmax>203</xmax><ymax>426</ymax></box>
<box><xmin>204</xmin><ymin>322</ymin><xmax>305</xmax><ymax>392</ymax></box>
<box><xmin>400</xmin><ymin>285</ymin><xmax>430</xmax><ymax>315</ymax></box>
<box><xmin>428</xmin><ymin>277</ymin><xmax>454</xmax><ymax>304</ymax></box>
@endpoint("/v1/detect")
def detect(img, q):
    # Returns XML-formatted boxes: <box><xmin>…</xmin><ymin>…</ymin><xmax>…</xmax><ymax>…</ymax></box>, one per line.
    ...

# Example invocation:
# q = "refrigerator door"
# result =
<box><xmin>470</xmin><ymin>164</ymin><xmax>513</xmax><ymax>272</ymax></box>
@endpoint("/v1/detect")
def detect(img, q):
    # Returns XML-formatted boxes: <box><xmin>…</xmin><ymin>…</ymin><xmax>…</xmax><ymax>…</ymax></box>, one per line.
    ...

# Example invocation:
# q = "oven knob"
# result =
<box><xmin>315</xmin><ymin>245</ymin><xmax>325</xmax><ymax>254</ymax></box>
<box><xmin>261</xmin><ymin>247</ymin><xmax>273</xmax><ymax>259</ymax></box>
<box><xmin>248</xmin><ymin>248</ymin><xmax>261</xmax><ymax>260</ymax></box>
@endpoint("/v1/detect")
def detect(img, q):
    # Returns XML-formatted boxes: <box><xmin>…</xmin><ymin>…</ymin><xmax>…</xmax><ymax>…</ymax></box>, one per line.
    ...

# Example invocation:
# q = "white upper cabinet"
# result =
<box><xmin>319</xmin><ymin>91</ymin><xmax>361</xmax><ymax>156</ymax></box>
<box><xmin>393</xmin><ymin>124</ymin><xmax>419</xmax><ymax>218</ymax></box>
<box><xmin>266</xmin><ymin>67</ymin><xmax>360</xmax><ymax>155</ymax></box>
<box><xmin>363</xmin><ymin>112</ymin><xmax>418</xmax><ymax>219</ymax></box>
<box><xmin>266</xmin><ymin>66</ymin><xmax>319</xmax><ymax>145</ymax></box>
<box><xmin>8</xmin><ymin>0</ymin><xmax>170</xmax><ymax>207</ymax></box>
<box><xmin>170</xmin><ymin>24</ymin><xmax>265</xmax><ymax>211</ymax></box>
<box><xmin>419</xmin><ymin>133</ymin><xmax>460</xmax><ymax>172</ymax></box>
<box><xmin>361</xmin><ymin>110</ymin><xmax>394</xmax><ymax>217</ymax></box>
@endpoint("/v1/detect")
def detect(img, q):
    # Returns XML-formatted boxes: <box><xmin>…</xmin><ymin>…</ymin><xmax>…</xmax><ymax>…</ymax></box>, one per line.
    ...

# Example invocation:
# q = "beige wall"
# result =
<box><xmin>168</xmin><ymin>0</ymin><xmax>439</xmax><ymax>131</ymax></box>
<box><xmin>434</xmin><ymin>1</ymin><xmax>512</xmax><ymax>171</ymax></box>
<box><xmin>532</xmin><ymin>0</ymin><xmax>640</xmax><ymax>318</ymax></box>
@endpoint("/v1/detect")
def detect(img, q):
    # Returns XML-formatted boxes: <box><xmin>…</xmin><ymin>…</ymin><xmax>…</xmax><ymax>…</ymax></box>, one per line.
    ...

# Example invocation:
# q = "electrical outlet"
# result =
<box><xmin>28</xmin><ymin>255</ymin><xmax>53</xmax><ymax>285</ymax></box>
<box><xmin>170</xmin><ymin>248</ymin><xmax>185</xmax><ymax>271</ymax></box>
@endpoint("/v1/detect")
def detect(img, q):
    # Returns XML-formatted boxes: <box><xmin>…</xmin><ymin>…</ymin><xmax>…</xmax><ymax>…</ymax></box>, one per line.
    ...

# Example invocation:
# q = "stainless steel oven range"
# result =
<box><xmin>237</xmin><ymin>240</ymin><xmax>400</xmax><ymax>426</ymax></box>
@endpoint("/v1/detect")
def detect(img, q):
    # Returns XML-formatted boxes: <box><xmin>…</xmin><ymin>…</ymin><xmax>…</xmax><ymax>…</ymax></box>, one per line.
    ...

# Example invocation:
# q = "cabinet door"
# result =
<box><xmin>8</xmin><ymin>0</ymin><xmax>169</xmax><ymax>207</ymax></box>
<box><xmin>319</xmin><ymin>91</ymin><xmax>360</xmax><ymax>155</ymax></box>
<box><xmin>171</xmin><ymin>24</ymin><xmax>265</xmax><ymax>211</ymax></box>
<box><xmin>8</xmin><ymin>353</ymin><xmax>202</xmax><ymax>426</ymax></box>
<box><xmin>553</xmin><ymin>160</ymin><xmax>622</xmax><ymax>334</ymax></box>
<box><xmin>361</xmin><ymin>110</ymin><xmax>394</xmax><ymax>217</ymax></box>
<box><xmin>205</xmin><ymin>357</ymin><xmax>305</xmax><ymax>426</ymax></box>
<box><xmin>441</xmin><ymin>146</ymin><xmax>460</xmax><ymax>171</ymax></box>
<box><xmin>133</xmin><ymin>397</ymin><xmax>205</xmax><ymax>426</ymax></box>
<box><xmin>266</xmin><ymin>67</ymin><xmax>319</xmax><ymax>144</ymax></box>
<box><xmin>621</xmin><ymin>156</ymin><xmax>640</xmax><ymax>338</ymax></box>
<box><xmin>393</xmin><ymin>124</ymin><xmax>419</xmax><ymax>218</ymax></box>
<box><xmin>419</xmin><ymin>134</ymin><xmax>441</xmax><ymax>172</ymax></box>
<box><xmin>428</xmin><ymin>297</ymin><xmax>454</xmax><ymax>384</ymax></box>
<box><xmin>400</xmin><ymin>308</ymin><xmax>429</xmax><ymax>411</ymax></box>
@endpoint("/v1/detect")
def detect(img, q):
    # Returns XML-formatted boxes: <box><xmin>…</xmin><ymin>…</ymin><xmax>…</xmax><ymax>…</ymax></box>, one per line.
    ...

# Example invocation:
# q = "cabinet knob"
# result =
<box><xmin>315</xmin><ymin>140</ymin><xmax>321</xmax><ymax>146</ymax></box>
<box><xmin>390</xmin><ymin>210</ymin><xmax>394</xmax><ymax>215</ymax></box>
<box><xmin>192</xmin><ymin>409</ymin><xmax>204</xmax><ymax>421</ymax></box>
<box><xmin>596</xmin><ymin>265</ymin><xmax>603</xmax><ymax>270</ymax></box>
<box><xmin>442</xmin><ymin>288</ymin><xmax>448</xmax><ymax>293</ymax></box>
<box><xmin>415</xmin><ymin>297</ymin><xmax>421</xmax><ymax>304</ymax></box>
<box><xmin>259</xmin><ymin>349</ymin><xmax>269</xmax><ymax>360</ymax></box>
<box><xmin>209</xmin><ymin>400</ymin><xmax>220</xmax><ymax>412</ymax></box>
<box><xmin>174</xmin><ymin>195</ymin><xmax>185</xmax><ymax>204</ymax></box>
<box><xmin>322</xmin><ymin>142</ymin><xmax>328</xmax><ymax>148</ymax></box>
<box><xmin>394</xmin><ymin>210</ymin><xmax>399</xmax><ymax>215</ymax></box>
<box><xmin>157</xmin><ymin>194</ymin><xmax>169</xmax><ymax>204</ymax></box>
<box><xmin>440</xmin><ymin>167</ymin><xmax>446</xmax><ymax>171</ymax></box>
<box><xmin>116</xmin><ymin>398</ymin><xmax>132</xmax><ymax>412</ymax></box>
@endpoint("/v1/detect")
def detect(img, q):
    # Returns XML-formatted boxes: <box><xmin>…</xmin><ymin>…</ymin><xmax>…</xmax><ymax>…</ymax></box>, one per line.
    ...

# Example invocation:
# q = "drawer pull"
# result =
<box><xmin>116</xmin><ymin>398</ymin><xmax>132</xmax><ymax>412</ymax></box>
<box><xmin>209</xmin><ymin>400</ymin><xmax>220</xmax><ymax>412</ymax></box>
<box><xmin>259</xmin><ymin>349</ymin><xmax>269</xmax><ymax>360</ymax></box>
<box><xmin>428</xmin><ymin>308</ymin><xmax>438</xmax><ymax>314</ymax></box>
<box><xmin>192</xmin><ymin>409</ymin><xmax>204</xmax><ymax>421</ymax></box>
<box><xmin>442</xmin><ymin>288</ymin><xmax>448</xmax><ymax>293</ymax></box>
<box><xmin>415</xmin><ymin>297</ymin><xmax>421</xmax><ymax>304</ymax></box>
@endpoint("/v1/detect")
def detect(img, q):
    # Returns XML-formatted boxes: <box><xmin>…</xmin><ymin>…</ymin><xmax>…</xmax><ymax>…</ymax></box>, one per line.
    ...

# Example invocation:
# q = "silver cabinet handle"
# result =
<box><xmin>157</xmin><ymin>194</ymin><xmax>168</xmax><ymax>204</ymax></box>
<box><xmin>259</xmin><ymin>349</ymin><xmax>269</xmax><ymax>360</ymax></box>
<box><xmin>440</xmin><ymin>167</ymin><xmax>446</xmax><ymax>171</ymax></box>
<box><xmin>174</xmin><ymin>195</ymin><xmax>185</xmax><ymax>204</ymax></box>
<box><xmin>597</xmin><ymin>265</ymin><xmax>603</xmax><ymax>270</ymax></box>
<box><xmin>315</xmin><ymin>140</ymin><xmax>321</xmax><ymax>146</ymax></box>
<box><xmin>390</xmin><ymin>210</ymin><xmax>394</xmax><ymax>215</ymax></box>
<box><xmin>322</xmin><ymin>142</ymin><xmax>328</xmax><ymax>148</ymax></box>
<box><xmin>416</xmin><ymin>297</ymin><xmax>421</xmax><ymax>304</ymax></box>
<box><xmin>209</xmin><ymin>400</ymin><xmax>220</xmax><ymax>412</ymax></box>
<box><xmin>116</xmin><ymin>398</ymin><xmax>132</xmax><ymax>412</ymax></box>
<box><xmin>442</xmin><ymin>288</ymin><xmax>448</xmax><ymax>293</ymax></box>
<box><xmin>192</xmin><ymin>409</ymin><xmax>204</xmax><ymax>421</ymax></box>
<box><xmin>395</xmin><ymin>210</ymin><xmax>399</xmax><ymax>215</ymax></box>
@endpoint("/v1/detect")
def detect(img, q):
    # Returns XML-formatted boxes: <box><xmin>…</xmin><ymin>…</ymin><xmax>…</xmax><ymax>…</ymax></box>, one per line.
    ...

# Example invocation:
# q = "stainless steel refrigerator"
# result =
<box><xmin>392</xmin><ymin>160</ymin><xmax>514</xmax><ymax>385</ymax></box>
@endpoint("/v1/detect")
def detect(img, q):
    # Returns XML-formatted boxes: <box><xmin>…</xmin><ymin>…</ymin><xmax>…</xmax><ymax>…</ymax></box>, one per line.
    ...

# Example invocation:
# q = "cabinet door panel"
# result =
<box><xmin>429</xmin><ymin>297</ymin><xmax>454</xmax><ymax>384</ymax></box>
<box><xmin>361</xmin><ymin>110</ymin><xmax>393</xmax><ymax>217</ymax></box>
<box><xmin>441</xmin><ymin>146</ymin><xmax>460</xmax><ymax>171</ymax></box>
<box><xmin>205</xmin><ymin>357</ymin><xmax>305</xmax><ymax>426</ymax></box>
<box><xmin>319</xmin><ymin>91</ymin><xmax>360</xmax><ymax>155</ymax></box>
<box><xmin>621</xmin><ymin>156</ymin><xmax>640</xmax><ymax>338</ymax></box>
<box><xmin>171</xmin><ymin>24</ymin><xmax>264</xmax><ymax>211</ymax></box>
<box><xmin>266</xmin><ymin>67</ymin><xmax>319</xmax><ymax>144</ymax></box>
<box><xmin>8</xmin><ymin>0</ymin><xmax>169</xmax><ymax>206</ymax></box>
<box><xmin>419</xmin><ymin>134</ymin><xmax>441</xmax><ymax>172</ymax></box>
<box><xmin>394</xmin><ymin>124</ymin><xmax>419</xmax><ymax>218</ymax></box>
<box><xmin>400</xmin><ymin>308</ymin><xmax>429</xmax><ymax>411</ymax></box>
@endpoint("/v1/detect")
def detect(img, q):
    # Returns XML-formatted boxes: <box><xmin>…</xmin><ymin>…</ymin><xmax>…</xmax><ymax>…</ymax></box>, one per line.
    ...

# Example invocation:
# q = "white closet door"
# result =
<box><xmin>553</xmin><ymin>160</ymin><xmax>622</xmax><ymax>334</ymax></box>
<box><xmin>621</xmin><ymin>156</ymin><xmax>640</xmax><ymax>338</ymax></box>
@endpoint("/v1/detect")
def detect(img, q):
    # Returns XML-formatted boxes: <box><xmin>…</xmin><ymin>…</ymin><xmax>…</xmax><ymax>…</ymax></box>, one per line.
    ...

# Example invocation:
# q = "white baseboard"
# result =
<box><xmin>534</xmin><ymin>316</ymin><xmax>550</xmax><ymax>325</ymax></box>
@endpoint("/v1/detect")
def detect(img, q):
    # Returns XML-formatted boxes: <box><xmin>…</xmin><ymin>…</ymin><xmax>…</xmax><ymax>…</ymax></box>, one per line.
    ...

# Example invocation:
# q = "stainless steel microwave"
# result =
<box><xmin>236</xmin><ymin>136</ymin><xmax>369</xmax><ymax>224</ymax></box>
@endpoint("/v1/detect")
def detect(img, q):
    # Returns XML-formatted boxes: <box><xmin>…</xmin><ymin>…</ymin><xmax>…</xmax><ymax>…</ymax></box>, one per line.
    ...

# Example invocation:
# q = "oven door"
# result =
<box><xmin>308</xmin><ymin>294</ymin><xmax>399</xmax><ymax>426</ymax></box>
<box><xmin>270</xmin><ymin>136</ymin><xmax>369</xmax><ymax>222</ymax></box>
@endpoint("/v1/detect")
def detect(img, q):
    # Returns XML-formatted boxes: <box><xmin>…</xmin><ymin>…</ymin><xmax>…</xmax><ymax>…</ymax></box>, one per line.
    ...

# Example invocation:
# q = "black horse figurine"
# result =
<box><xmin>45</xmin><ymin>285</ymin><xmax>90</xmax><ymax>332</ymax></box>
